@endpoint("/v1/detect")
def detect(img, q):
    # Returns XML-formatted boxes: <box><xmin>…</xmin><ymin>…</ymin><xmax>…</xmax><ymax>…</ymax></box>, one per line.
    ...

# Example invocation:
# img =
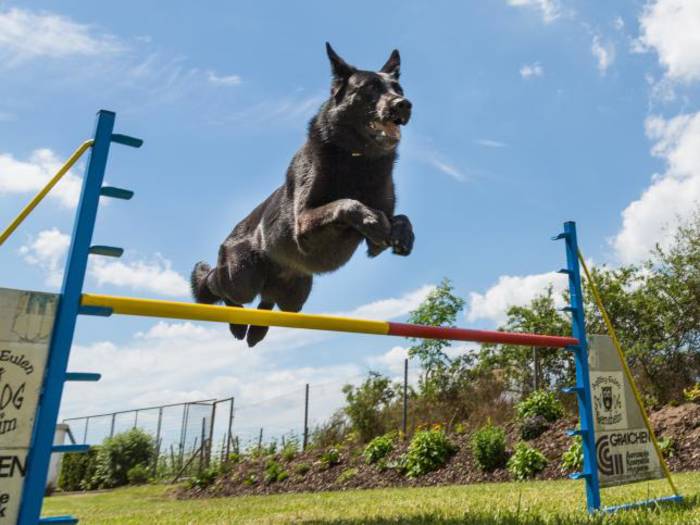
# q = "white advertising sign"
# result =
<box><xmin>588</xmin><ymin>335</ymin><xmax>665</xmax><ymax>488</ymax></box>
<box><xmin>0</xmin><ymin>288</ymin><xmax>58</xmax><ymax>524</ymax></box>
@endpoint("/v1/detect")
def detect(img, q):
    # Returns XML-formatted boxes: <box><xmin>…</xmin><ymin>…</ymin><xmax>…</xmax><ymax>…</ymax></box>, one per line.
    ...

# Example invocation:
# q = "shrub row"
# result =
<box><xmin>58</xmin><ymin>429</ymin><xmax>155</xmax><ymax>491</ymax></box>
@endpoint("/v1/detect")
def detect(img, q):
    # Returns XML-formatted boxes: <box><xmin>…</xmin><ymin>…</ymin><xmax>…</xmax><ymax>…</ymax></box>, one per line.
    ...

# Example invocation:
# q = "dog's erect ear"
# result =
<box><xmin>326</xmin><ymin>42</ymin><xmax>355</xmax><ymax>100</ymax></box>
<box><xmin>326</xmin><ymin>42</ymin><xmax>355</xmax><ymax>80</ymax></box>
<box><xmin>380</xmin><ymin>49</ymin><xmax>401</xmax><ymax>79</ymax></box>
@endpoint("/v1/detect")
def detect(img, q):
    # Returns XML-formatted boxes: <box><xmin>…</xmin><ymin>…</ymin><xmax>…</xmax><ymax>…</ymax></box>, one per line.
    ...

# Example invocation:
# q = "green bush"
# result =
<box><xmin>249</xmin><ymin>440</ymin><xmax>277</xmax><ymax>458</ymax></box>
<box><xmin>294</xmin><ymin>462</ymin><xmax>311</xmax><ymax>476</ymax></box>
<box><xmin>560</xmin><ymin>436</ymin><xmax>583</xmax><ymax>473</ymax></box>
<box><xmin>520</xmin><ymin>415</ymin><xmax>550</xmax><ymax>440</ymax></box>
<box><xmin>342</xmin><ymin>372</ymin><xmax>396</xmax><ymax>442</ymax></box>
<box><xmin>658</xmin><ymin>437</ymin><xmax>676</xmax><ymax>459</ymax></box>
<box><xmin>319</xmin><ymin>447</ymin><xmax>341</xmax><ymax>470</ymax></box>
<box><xmin>92</xmin><ymin>429</ymin><xmax>155</xmax><ymax>489</ymax></box>
<box><xmin>186</xmin><ymin>466</ymin><xmax>219</xmax><ymax>490</ymax></box>
<box><xmin>470</xmin><ymin>422</ymin><xmax>507</xmax><ymax>472</ymax></box>
<box><xmin>58</xmin><ymin>447</ymin><xmax>100</xmax><ymax>491</ymax></box>
<box><xmin>363</xmin><ymin>432</ymin><xmax>396</xmax><ymax>465</ymax></box>
<box><xmin>516</xmin><ymin>390</ymin><xmax>564</xmax><ymax>423</ymax></box>
<box><xmin>404</xmin><ymin>427</ymin><xmax>455</xmax><ymax>478</ymax></box>
<box><xmin>126</xmin><ymin>464</ymin><xmax>150</xmax><ymax>485</ymax></box>
<box><xmin>508</xmin><ymin>442</ymin><xmax>548</xmax><ymax>480</ymax></box>
<box><xmin>264</xmin><ymin>460</ymin><xmax>288</xmax><ymax>484</ymax></box>
<box><xmin>336</xmin><ymin>467</ymin><xmax>359</xmax><ymax>484</ymax></box>
<box><xmin>280</xmin><ymin>437</ymin><xmax>300</xmax><ymax>462</ymax></box>
<box><xmin>683</xmin><ymin>383</ymin><xmax>700</xmax><ymax>403</ymax></box>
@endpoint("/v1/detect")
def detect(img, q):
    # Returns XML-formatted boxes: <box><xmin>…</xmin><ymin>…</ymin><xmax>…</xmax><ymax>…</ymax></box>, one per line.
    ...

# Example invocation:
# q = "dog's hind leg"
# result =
<box><xmin>223</xmin><ymin>299</ymin><xmax>248</xmax><ymax>340</ymax></box>
<box><xmin>275</xmin><ymin>274</ymin><xmax>313</xmax><ymax>313</ymax></box>
<box><xmin>245</xmin><ymin>300</ymin><xmax>275</xmax><ymax>347</ymax></box>
<box><xmin>206</xmin><ymin>239</ymin><xmax>268</xmax><ymax>341</ymax></box>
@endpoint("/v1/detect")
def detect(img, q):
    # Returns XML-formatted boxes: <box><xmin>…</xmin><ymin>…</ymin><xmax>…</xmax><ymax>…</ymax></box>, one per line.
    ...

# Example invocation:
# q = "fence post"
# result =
<box><xmin>199</xmin><ymin>417</ymin><xmax>206</xmax><ymax>473</ymax></box>
<box><xmin>110</xmin><ymin>412</ymin><xmax>116</xmax><ymax>438</ymax></box>
<box><xmin>225</xmin><ymin>397</ymin><xmax>235</xmax><ymax>460</ymax></box>
<box><xmin>303</xmin><ymin>383</ymin><xmax>309</xmax><ymax>451</ymax></box>
<box><xmin>402</xmin><ymin>358</ymin><xmax>408</xmax><ymax>436</ymax></box>
<box><xmin>153</xmin><ymin>407</ymin><xmax>163</xmax><ymax>476</ymax></box>
<box><xmin>258</xmin><ymin>427</ymin><xmax>263</xmax><ymax>450</ymax></box>
<box><xmin>207</xmin><ymin>401</ymin><xmax>217</xmax><ymax>467</ymax></box>
<box><xmin>179</xmin><ymin>403</ymin><xmax>189</xmax><ymax>468</ymax></box>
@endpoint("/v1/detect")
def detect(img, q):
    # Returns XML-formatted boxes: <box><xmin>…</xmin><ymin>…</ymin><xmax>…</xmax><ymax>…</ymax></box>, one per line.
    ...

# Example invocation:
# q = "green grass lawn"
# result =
<box><xmin>43</xmin><ymin>472</ymin><xmax>700</xmax><ymax>524</ymax></box>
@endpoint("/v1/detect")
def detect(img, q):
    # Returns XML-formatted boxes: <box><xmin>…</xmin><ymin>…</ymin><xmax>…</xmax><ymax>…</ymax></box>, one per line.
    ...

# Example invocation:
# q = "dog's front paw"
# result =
<box><xmin>390</xmin><ymin>214</ymin><xmax>414</xmax><ymax>256</ymax></box>
<box><xmin>366</xmin><ymin>240</ymin><xmax>386</xmax><ymax>258</ymax></box>
<box><xmin>359</xmin><ymin>210</ymin><xmax>391</xmax><ymax>247</ymax></box>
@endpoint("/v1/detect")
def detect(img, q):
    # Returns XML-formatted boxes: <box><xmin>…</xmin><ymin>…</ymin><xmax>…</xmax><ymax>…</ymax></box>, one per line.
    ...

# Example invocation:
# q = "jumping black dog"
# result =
<box><xmin>191</xmin><ymin>43</ymin><xmax>414</xmax><ymax>346</ymax></box>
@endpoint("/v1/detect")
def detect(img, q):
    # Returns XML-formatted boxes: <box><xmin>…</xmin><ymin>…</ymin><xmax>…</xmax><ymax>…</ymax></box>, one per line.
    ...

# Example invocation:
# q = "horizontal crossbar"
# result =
<box><xmin>80</xmin><ymin>293</ymin><xmax>578</xmax><ymax>347</ymax></box>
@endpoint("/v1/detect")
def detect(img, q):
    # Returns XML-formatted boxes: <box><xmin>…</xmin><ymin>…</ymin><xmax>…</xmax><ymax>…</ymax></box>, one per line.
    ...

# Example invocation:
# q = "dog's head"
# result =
<box><xmin>322</xmin><ymin>42</ymin><xmax>411</xmax><ymax>154</ymax></box>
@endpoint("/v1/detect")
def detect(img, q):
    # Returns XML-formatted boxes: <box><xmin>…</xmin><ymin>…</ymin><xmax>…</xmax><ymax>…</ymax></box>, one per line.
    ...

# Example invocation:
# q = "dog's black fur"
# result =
<box><xmin>191</xmin><ymin>43</ymin><xmax>414</xmax><ymax>346</ymax></box>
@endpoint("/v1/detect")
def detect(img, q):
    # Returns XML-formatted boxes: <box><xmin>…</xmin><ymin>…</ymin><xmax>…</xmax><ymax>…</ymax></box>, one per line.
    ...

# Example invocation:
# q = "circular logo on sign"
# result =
<box><xmin>592</xmin><ymin>374</ymin><xmax>624</xmax><ymax>427</ymax></box>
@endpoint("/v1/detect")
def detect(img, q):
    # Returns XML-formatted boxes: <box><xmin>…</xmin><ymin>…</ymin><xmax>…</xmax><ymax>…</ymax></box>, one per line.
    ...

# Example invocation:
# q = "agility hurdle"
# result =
<box><xmin>4</xmin><ymin>110</ymin><xmax>679</xmax><ymax>524</ymax></box>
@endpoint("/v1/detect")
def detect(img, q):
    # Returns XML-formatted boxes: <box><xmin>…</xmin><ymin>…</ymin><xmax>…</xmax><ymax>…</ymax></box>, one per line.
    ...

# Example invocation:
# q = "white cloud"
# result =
<box><xmin>613</xmin><ymin>16</ymin><xmax>625</xmax><ymax>31</ymax></box>
<box><xmin>18</xmin><ymin>229</ymin><xmax>190</xmax><ymax>296</ymax></box>
<box><xmin>0</xmin><ymin>148</ymin><xmax>83</xmax><ymax>208</ymax></box>
<box><xmin>221</xmin><ymin>93</ymin><xmax>325</xmax><ymax>127</ymax></box>
<box><xmin>62</xmin><ymin>321</ymin><xmax>363</xmax><ymax>440</ymax></box>
<box><xmin>467</xmin><ymin>271</ymin><xmax>567</xmax><ymax>324</ymax></box>
<box><xmin>59</xmin><ymin>284</ymin><xmax>437</xmax><ymax>437</ymax></box>
<box><xmin>0</xmin><ymin>7</ymin><xmax>122</xmax><ymax>66</ymax></box>
<box><xmin>342</xmin><ymin>285</ymin><xmax>435</xmax><ymax>320</ymax></box>
<box><xmin>591</xmin><ymin>35</ymin><xmax>615</xmax><ymax>75</ymax></box>
<box><xmin>520</xmin><ymin>62</ymin><xmax>544</xmax><ymax>79</ymax></box>
<box><xmin>637</xmin><ymin>0</ymin><xmax>700</xmax><ymax>83</ymax></box>
<box><xmin>206</xmin><ymin>70</ymin><xmax>242</xmax><ymax>87</ymax></box>
<box><xmin>507</xmin><ymin>0</ymin><xmax>561</xmax><ymax>23</ymax></box>
<box><xmin>475</xmin><ymin>139</ymin><xmax>507</xmax><ymax>148</ymax></box>
<box><xmin>90</xmin><ymin>256</ymin><xmax>190</xmax><ymax>297</ymax></box>
<box><xmin>613</xmin><ymin>112</ymin><xmax>700</xmax><ymax>263</ymax></box>
<box><xmin>428</xmin><ymin>158</ymin><xmax>467</xmax><ymax>182</ymax></box>
<box><xmin>368</xmin><ymin>345</ymin><xmax>409</xmax><ymax>375</ymax></box>
<box><xmin>19</xmin><ymin>228</ymin><xmax>70</xmax><ymax>286</ymax></box>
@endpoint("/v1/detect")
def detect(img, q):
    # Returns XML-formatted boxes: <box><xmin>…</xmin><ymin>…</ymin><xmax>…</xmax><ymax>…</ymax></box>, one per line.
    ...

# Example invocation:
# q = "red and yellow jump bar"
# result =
<box><xmin>81</xmin><ymin>293</ymin><xmax>578</xmax><ymax>347</ymax></box>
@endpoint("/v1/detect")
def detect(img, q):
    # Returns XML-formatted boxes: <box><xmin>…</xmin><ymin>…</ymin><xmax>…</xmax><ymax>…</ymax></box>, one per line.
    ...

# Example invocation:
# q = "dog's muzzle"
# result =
<box><xmin>390</xmin><ymin>97</ymin><xmax>412</xmax><ymax>125</ymax></box>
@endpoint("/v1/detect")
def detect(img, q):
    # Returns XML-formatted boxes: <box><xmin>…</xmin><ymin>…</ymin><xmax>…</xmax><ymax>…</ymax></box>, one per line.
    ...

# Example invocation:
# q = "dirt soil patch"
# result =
<box><xmin>179</xmin><ymin>403</ymin><xmax>700</xmax><ymax>499</ymax></box>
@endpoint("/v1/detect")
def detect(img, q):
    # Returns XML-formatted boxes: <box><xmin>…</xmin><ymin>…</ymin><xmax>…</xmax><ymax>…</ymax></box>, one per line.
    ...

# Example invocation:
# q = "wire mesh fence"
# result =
<box><xmin>61</xmin><ymin>368</ymin><xmax>402</xmax><ymax>479</ymax></box>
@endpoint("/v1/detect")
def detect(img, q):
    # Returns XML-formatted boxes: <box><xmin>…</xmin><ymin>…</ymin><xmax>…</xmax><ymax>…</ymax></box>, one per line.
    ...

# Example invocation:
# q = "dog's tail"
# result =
<box><xmin>191</xmin><ymin>261</ymin><xmax>220</xmax><ymax>304</ymax></box>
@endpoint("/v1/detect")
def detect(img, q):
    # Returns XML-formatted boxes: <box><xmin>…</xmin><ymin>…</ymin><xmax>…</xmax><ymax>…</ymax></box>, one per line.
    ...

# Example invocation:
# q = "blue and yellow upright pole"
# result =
<box><xmin>19</xmin><ymin>110</ymin><xmax>141</xmax><ymax>524</ymax></box>
<box><xmin>555</xmin><ymin>221</ymin><xmax>601</xmax><ymax>512</ymax></box>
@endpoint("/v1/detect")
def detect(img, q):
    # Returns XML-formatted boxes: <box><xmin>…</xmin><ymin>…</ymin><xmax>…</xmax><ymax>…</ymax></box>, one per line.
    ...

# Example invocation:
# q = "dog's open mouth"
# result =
<box><xmin>368</xmin><ymin>120</ymin><xmax>401</xmax><ymax>142</ymax></box>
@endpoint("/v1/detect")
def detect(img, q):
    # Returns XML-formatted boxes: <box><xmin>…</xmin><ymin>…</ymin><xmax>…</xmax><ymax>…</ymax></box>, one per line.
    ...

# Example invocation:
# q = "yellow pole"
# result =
<box><xmin>81</xmin><ymin>293</ymin><xmax>390</xmax><ymax>336</ymax></box>
<box><xmin>577</xmin><ymin>251</ymin><xmax>679</xmax><ymax>496</ymax></box>
<box><xmin>0</xmin><ymin>139</ymin><xmax>94</xmax><ymax>246</ymax></box>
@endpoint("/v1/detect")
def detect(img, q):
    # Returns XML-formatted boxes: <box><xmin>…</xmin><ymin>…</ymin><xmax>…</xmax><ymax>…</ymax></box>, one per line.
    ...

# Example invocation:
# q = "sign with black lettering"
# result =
<box><xmin>588</xmin><ymin>335</ymin><xmax>664</xmax><ymax>488</ymax></box>
<box><xmin>0</xmin><ymin>288</ymin><xmax>57</xmax><ymax>524</ymax></box>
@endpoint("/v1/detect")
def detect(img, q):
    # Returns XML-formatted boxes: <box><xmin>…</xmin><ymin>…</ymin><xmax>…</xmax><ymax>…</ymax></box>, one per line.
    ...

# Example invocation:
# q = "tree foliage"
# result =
<box><xmin>342</xmin><ymin>372</ymin><xmax>396</xmax><ymax>442</ymax></box>
<box><xmin>407</xmin><ymin>278</ymin><xmax>466</xmax><ymax>374</ymax></box>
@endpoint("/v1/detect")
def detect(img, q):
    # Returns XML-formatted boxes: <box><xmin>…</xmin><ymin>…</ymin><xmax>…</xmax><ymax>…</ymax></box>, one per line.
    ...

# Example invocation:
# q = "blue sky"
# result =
<box><xmin>1</xmin><ymin>1</ymin><xmax>699</xmax><ymax>441</ymax></box>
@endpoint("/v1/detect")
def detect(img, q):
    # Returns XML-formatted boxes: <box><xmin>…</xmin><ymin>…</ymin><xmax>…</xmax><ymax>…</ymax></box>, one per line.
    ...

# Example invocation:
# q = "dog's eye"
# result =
<box><xmin>366</xmin><ymin>78</ymin><xmax>383</xmax><ymax>92</ymax></box>
<box><xmin>392</xmin><ymin>82</ymin><xmax>404</xmax><ymax>96</ymax></box>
